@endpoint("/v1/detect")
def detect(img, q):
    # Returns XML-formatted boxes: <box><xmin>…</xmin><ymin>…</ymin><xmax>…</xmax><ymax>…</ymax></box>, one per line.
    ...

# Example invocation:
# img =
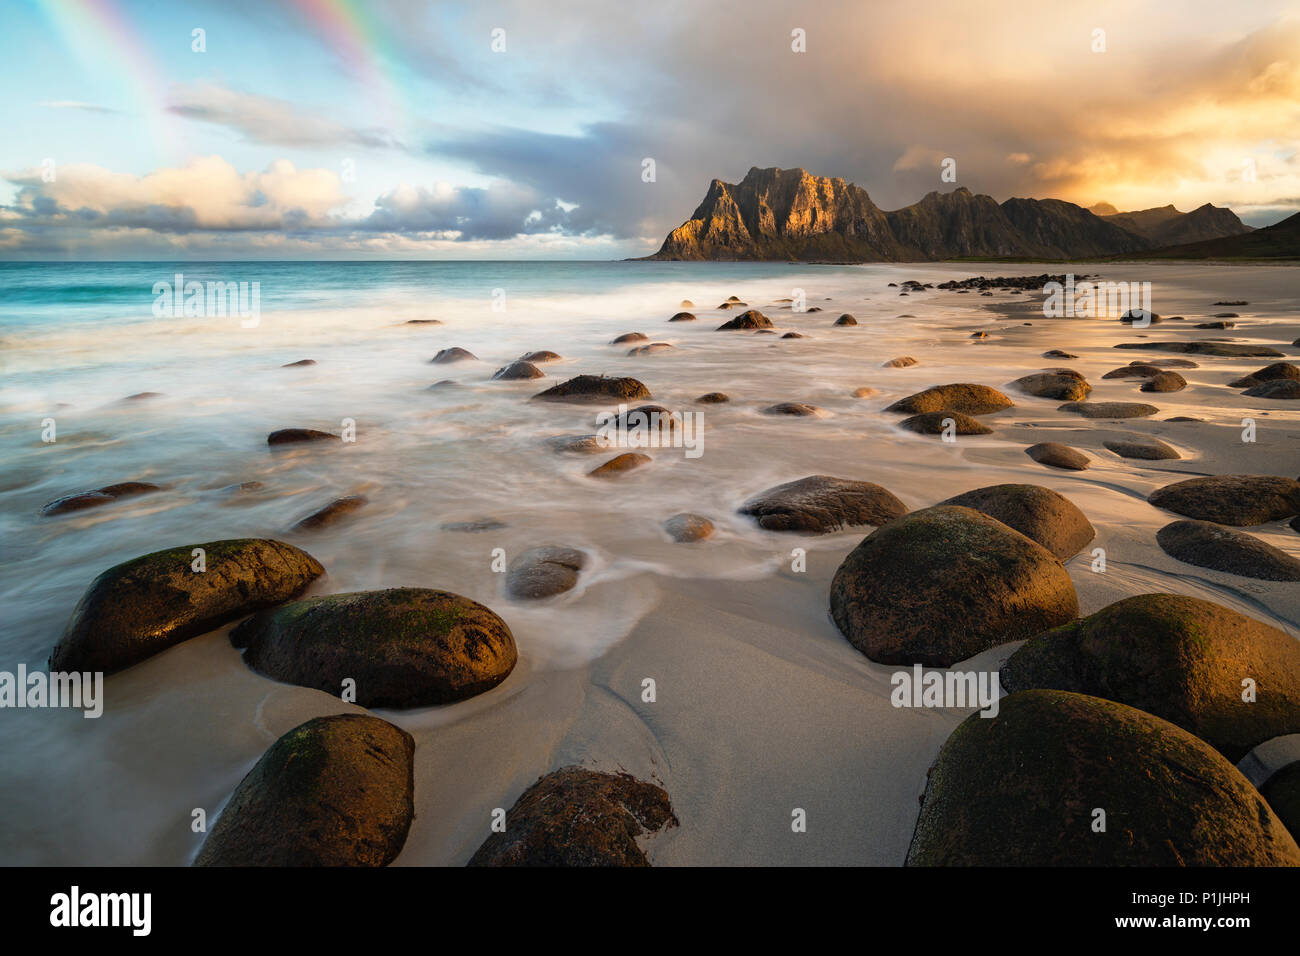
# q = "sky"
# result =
<box><xmin>1</xmin><ymin>0</ymin><xmax>1297</xmax><ymax>259</ymax></box>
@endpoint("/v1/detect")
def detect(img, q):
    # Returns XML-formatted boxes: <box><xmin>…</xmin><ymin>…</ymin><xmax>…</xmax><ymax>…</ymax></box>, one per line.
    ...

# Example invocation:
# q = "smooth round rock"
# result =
<box><xmin>695</xmin><ymin>392</ymin><xmax>730</xmax><ymax>404</ymax></box>
<box><xmin>883</xmin><ymin>356</ymin><xmax>917</xmax><ymax>368</ymax></box>
<box><xmin>431</xmin><ymin>347</ymin><xmax>478</xmax><ymax>363</ymax></box>
<box><xmin>1148</xmin><ymin>474</ymin><xmax>1300</xmax><ymax>525</ymax></box>
<box><xmin>610</xmin><ymin>332</ymin><xmax>648</xmax><ymax>345</ymax></box>
<box><xmin>1141</xmin><ymin>370</ymin><xmax>1187</xmax><ymax>392</ymax></box>
<box><xmin>906</xmin><ymin>689</ymin><xmax>1300</xmax><ymax>866</ymax></box>
<box><xmin>268</xmin><ymin>428</ymin><xmax>337</xmax><ymax>445</ymax></box>
<box><xmin>937</xmin><ymin>484</ymin><xmax>1095</xmax><ymax>561</ymax></box>
<box><xmin>493</xmin><ymin>361</ymin><xmax>544</xmax><ymax>380</ymax></box>
<box><xmin>291</xmin><ymin>494</ymin><xmax>367</xmax><ymax>531</ymax></box>
<box><xmin>1025</xmin><ymin>442</ymin><xmax>1090</xmax><ymax>470</ymax></box>
<box><xmin>231</xmin><ymin>587</ymin><xmax>517</xmax><ymax>707</ymax></box>
<box><xmin>1157</xmin><ymin>520</ymin><xmax>1300</xmax><ymax>581</ymax></box>
<box><xmin>1244</xmin><ymin>380</ymin><xmax>1300</xmax><ymax>400</ymax></box>
<box><xmin>829</xmin><ymin>505</ymin><xmax>1077</xmax><ymax>666</ymax></box>
<box><xmin>833</xmin><ymin>314</ymin><xmax>858</xmax><ymax>326</ymax></box>
<box><xmin>740</xmin><ymin>475</ymin><xmax>908</xmax><ymax>534</ymax></box>
<box><xmin>506</xmin><ymin>546</ymin><xmax>587</xmax><ymax>599</ymax></box>
<box><xmin>668</xmin><ymin>311</ymin><xmax>696</xmax><ymax>322</ymax></box>
<box><xmin>1057</xmin><ymin>401</ymin><xmax>1158</xmax><ymax>418</ymax></box>
<box><xmin>762</xmin><ymin>402</ymin><xmax>824</xmax><ymax>417</ymax></box>
<box><xmin>1011</xmin><ymin>373</ymin><xmax>1091</xmax><ymax>401</ymax></box>
<box><xmin>50</xmin><ymin>539</ymin><xmax>324</xmax><ymax>674</ymax></box>
<box><xmin>194</xmin><ymin>714</ymin><xmax>414</xmax><ymax>867</ymax></box>
<box><xmin>588</xmin><ymin>452</ymin><xmax>651</xmax><ymax>478</ymax></box>
<box><xmin>664</xmin><ymin>513</ymin><xmax>715</xmax><ymax>542</ymax></box>
<box><xmin>897</xmin><ymin>412</ymin><xmax>993</xmax><ymax>435</ymax></box>
<box><xmin>885</xmin><ymin>384</ymin><xmax>1013</xmax><ymax>416</ymax></box>
<box><xmin>1002</xmin><ymin>594</ymin><xmax>1300</xmax><ymax>761</ymax></box>
<box><xmin>518</xmin><ymin>350</ymin><xmax>563</xmax><ymax>363</ymax></box>
<box><xmin>1103</xmin><ymin>438</ymin><xmax>1181</xmax><ymax>460</ymax></box>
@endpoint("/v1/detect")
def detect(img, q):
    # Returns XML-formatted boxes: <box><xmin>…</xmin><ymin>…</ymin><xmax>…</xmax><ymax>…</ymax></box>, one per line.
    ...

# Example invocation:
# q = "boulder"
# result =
<box><xmin>1141</xmin><ymin>370</ymin><xmax>1187</xmax><ymax>392</ymax></box>
<box><xmin>668</xmin><ymin>312</ymin><xmax>696</xmax><ymax>322</ymax></box>
<box><xmin>41</xmin><ymin>481</ymin><xmax>162</xmax><ymax>516</ymax></box>
<box><xmin>1262</xmin><ymin>763</ymin><xmax>1300</xmax><ymax>841</ymax></box>
<box><xmin>194</xmin><ymin>714</ymin><xmax>414</xmax><ymax>867</ymax></box>
<box><xmin>493</xmin><ymin>361</ymin><xmax>544</xmax><ymax>380</ymax></box>
<box><xmin>851</xmin><ymin>386</ymin><xmax>879</xmax><ymax>398</ymax></box>
<box><xmin>1115</xmin><ymin>341</ymin><xmax>1284</xmax><ymax>357</ymax></box>
<box><xmin>588</xmin><ymin>452</ymin><xmax>651</xmax><ymax>478</ymax></box>
<box><xmin>740</xmin><ymin>475</ymin><xmax>908</xmax><ymax>534</ymax></box>
<box><xmin>1042</xmin><ymin>350</ymin><xmax>1078</xmax><ymax>359</ymax></box>
<box><xmin>610</xmin><ymin>332</ymin><xmax>648</xmax><ymax>345</ymax></box>
<box><xmin>664</xmin><ymin>513</ymin><xmax>715</xmax><ymax>543</ymax></box>
<box><xmin>1229</xmin><ymin>362</ymin><xmax>1300</xmax><ymax>388</ymax></box>
<box><xmin>467</xmin><ymin>767</ymin><xmax>677</xmax><ymax>867</ymax></box>
<box><xmin>267</xmin><ymin>428</ymin><xmax>337</xmax><ymax>445</ymax></box>
<box><xmin>833</xmin><ymin>314</ymin><xmax>858</xmax><ymax>326</ymax></box>
<box><xmin>695</xmin><ymin>392</ymin><xmax>730</xmax><ymax>404</ymax></box>
<box><xmin>883</xmin><ymin>356</ymin><xmax>917</xmax><ymax>368</ymax></box>
<box><xmin>1002</xmin><ymin>594</ymin><xmax>1300</xmax><ymax>761</ymax></box>
<box><xmin>906</xmin><ymin>689</ymin><xmax>1300</xmax><ymax>866</ymax></box>
<box><xmin>1244</xmin><ymin>380</ymin><xmax>1300</xmax><ymax>400</ymax></box>
<box><xmin>1025</xmin><ymin>442</ymin><xmax>1090</xmax><ymax>470</ymax></box>
<box><xmin>937</xmin><ymin>484</ymin><xmax>1095</xmax><ymax>561</ymax></box>
<box><xmin>1148</xmin><ymin>474</ymin><xmax>1300</xmax><ymax>525</ymax></box>
<box><xmin>231</xmin><ymin>588</ymin><xmax>517</xmax><ymax>707</ymax></box>
<box><xmin>506</xmin><ymin>546</ymin><xmax>587</xmax><ymax>599</ymax></box>
<box><xmin>1103</xmin><ymin>438</ymin><xmax>1181</xmax><ymax>460</ymax></box>
<box><xmin>533</xmin><ymin>375</ymin><xmax>651</xmax><ymax>403</ymax></box>
<box><xmin>291</xmin><ymin>494</ymin><xmax>367</xmax><ymax>531</ymax></box>
<box><xmin>829</xmin><ymin>505</ymin><xmax>1077</xmax><ymax>666</ymax></box>
<box><xmin>1156</xmin><ymin>520</ymin><xmax>1300</xmax><ymax>581</ymax></box>
<box><xmin>1057</xmin><ymin>401</ymin><xmax>1159</xmax><ymax>418</ymax></box>
<box><xmin>761</xmin><ymin>402</ymin><xmax>824</xmax><ymax>417</ymax></box>
<box><xmin>628</xmin><ymin>343</ymin><xmax>675</xmax><ymax>355</ymax></box>
<box><xmin>716</xmin><ymin>310</ymin><xmax>772</xmax><ymax>331</ymax></box>
<box><xmin>885</xmin><ymin>384</ymin><xmax>1014</xmax><ymax>416</ymax></box>
<box><xmin>1102</xmin><ymin>364</ymin><xmax>1162</xmax><ymax>379</ymax></box>
<box><xmin>1120</xmin><ymin>309</ymin><xmax>1162</xmax><ymax>324</ymax></box>
<box><xmin>430</xmin><ymin>347</ymin><xmax>478</xmax><ymax>363</ymax></box>
<box><xmin>518</xmin><ymin>350</ymin><xmax>563</xmax><ymax>363</ymax></box>
<box><xmin>1011</xmin><ymin>373</ymin><xmax>1091</xmax><ymax>401</ymax></box>
<box><xmin>50</xmin><ymin>539</ymin><xmax>324</xmax><ymax>673</ymax></box>
<box><xmin>898</xmin><ymin>412</ymin><xmax>993</xmax><ymax>435</ymax></box>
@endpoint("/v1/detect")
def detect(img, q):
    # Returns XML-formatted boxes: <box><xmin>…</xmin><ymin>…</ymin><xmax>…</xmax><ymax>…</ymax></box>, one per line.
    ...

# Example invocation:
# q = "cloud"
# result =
<box><xmin>166</xmin><ymin>82</ymin><xmax>402</xmax><ymax>150</ymax></box>
<box><xmin>3</xmin><ymin>157</ymin><xmax>347</xmax><ymax>233</ymax></box>
<box><xmin>362</xmin><ymin>180</ymin><xmax>575</xmax><ymax>239</ymax></box>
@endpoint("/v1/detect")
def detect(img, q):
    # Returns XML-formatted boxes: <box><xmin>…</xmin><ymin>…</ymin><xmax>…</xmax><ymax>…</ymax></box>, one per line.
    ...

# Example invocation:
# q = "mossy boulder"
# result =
<box><xmin>937</xmin><ymin>484</ymin><xmax>1095</xmax><ymax>561</ymax></box>
<box><xmin>467</xmin><ymin>767</ymin><xmax>677</xmax><ymax>867</ymax></box>
<box><xmin>51</xmin><ymin>539</ymin><xmax>324</xmax><ymax>673</ymax></box>
<box><xmin>830</xmin><ymin>506</ymin><xmax>1077</xmax><ymax>666</ymax></box>
<box><xmin>230</xmin><ymin>588</ymin><xmax>517</xmax><ymax>707</ymax></box>
<box><xmin>885</xmin><ymin>383</ymin><xmax>1013</xmax><ymax>416</ymax></box>
<box><xmin>906</xmin><ymin>689</ymin><xmax>1300</xmax><ymax>866</ymax></box>
<box><xmin>532</xmin><ymin>374</ymin><xmax>651</xmax><ymax>403</ymax></box>
<box><xmin>194</xmin><ymin>714</ymin><xmax>414</xmax><ymax>867</ymax></box>
<box><xmin>739</xmin><ymin>475</ymin><xmax>908</xmax><ymax>534</ymax></box>
<box><xmin>1156</xmin><ymin>520</ymin><xmax>1300</xmax><ymax>581</ymax></box>
<box><xmin>1148</xmin><ymin>474</ymin><xmax>1300</xmax><ymax>525</ymax></box>
<box><xmin>1001</xmin><ymin>594</ymin><xmax>1300</xmax><ymax>761</ymax></box>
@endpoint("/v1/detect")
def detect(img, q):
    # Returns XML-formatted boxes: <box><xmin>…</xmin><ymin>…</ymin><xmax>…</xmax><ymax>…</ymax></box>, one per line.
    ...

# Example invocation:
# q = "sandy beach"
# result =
<box><xmin>1</xmin><ymin>260</ymin><xmax>1297</xmax><ymax>865</ymax></box>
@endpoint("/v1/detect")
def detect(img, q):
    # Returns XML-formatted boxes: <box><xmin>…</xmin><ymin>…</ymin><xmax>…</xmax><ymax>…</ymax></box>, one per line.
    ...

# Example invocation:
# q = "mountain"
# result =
<box><xmin>649</xmin><ymin>167</ymin><xmax>908</xmax><ymax>261</ymax></box>
<box><xmin>1096</xmin><ymin>203</ymin><xmax>1253</xmax><ymax>246</ymax></box>
<box><xmin>1117</xmin><ymin>211</ymin><xmax>1300</xmax><ymax>260</ymax></box>
<box><xmin>647</xmin><ymin>167</ymin><xmax>1175</xmax><ymax>261</ymax></box>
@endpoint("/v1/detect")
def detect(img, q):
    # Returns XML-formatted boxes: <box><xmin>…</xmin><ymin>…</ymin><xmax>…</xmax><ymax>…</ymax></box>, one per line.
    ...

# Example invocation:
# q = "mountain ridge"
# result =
<box><xmin>644</xmin><ymin>167</ymin><xmax>1255</xmax><ymax>262</ymax></box>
